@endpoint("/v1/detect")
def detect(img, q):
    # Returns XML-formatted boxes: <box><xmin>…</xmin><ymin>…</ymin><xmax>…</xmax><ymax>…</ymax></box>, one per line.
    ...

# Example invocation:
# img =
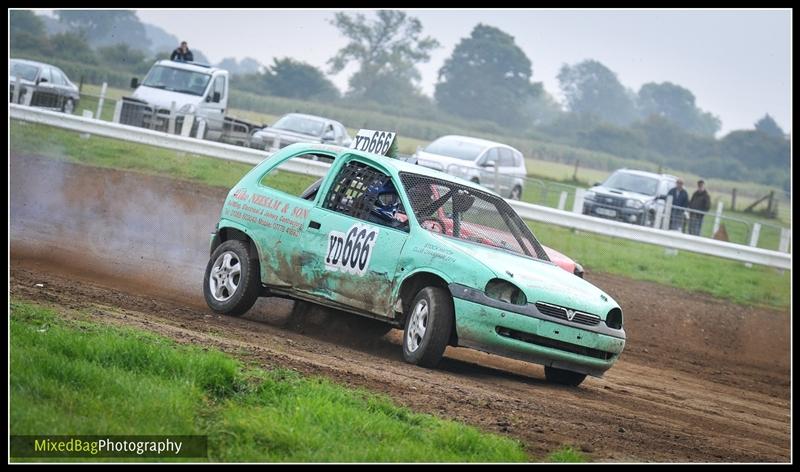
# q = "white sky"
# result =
<box><xmin>37</xmin><ymin>9</ymin><xmax>793</xmax><ymax>135</ymax></box>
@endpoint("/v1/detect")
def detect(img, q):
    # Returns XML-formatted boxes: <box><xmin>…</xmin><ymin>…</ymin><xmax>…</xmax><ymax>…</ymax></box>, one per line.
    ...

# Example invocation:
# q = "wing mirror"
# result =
<box><xmin>481</xmin><ymin>160</ymin><xmax>496</xmax><ymax>168</ymax></box>
<box><xmin>130</xmin><ymin>77</ymin><xmax>139</xmax><ymax>89</ymax></box>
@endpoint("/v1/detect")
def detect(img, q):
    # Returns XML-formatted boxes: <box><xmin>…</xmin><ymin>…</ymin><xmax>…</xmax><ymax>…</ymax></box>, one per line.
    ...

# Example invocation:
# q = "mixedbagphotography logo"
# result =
<box><xmin>10</xmin><ymin>435</ymin><xmax>208</xmax><ymax>458</ymax></box>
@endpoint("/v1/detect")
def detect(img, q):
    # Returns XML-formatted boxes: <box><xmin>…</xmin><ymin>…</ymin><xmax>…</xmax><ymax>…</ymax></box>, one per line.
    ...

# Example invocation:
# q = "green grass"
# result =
<box><xmin>529</xmin><ymin>222</ymin><xmax>790</xmax><ymax>308</ymax></box>
<box><xmin>544</xmin><ymin>446</ymin><xmax>588</xmax><ymax>463</ymax></box>
<box><xmin>10</xmin><ymin>301</ymin><xmax>528</xmax><ymax>462</ymax></box>
<box><xmin>10</xmin><ymin>120</ymin><xmax>790</xmax><ymax>308</ymax></box>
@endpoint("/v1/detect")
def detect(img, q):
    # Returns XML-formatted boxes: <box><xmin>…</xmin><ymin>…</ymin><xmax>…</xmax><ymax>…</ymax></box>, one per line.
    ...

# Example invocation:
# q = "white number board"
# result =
<box><xmin>350</xmin><ymin>129</ymin><xmax>397</xmax><ymax>156</ymax></box>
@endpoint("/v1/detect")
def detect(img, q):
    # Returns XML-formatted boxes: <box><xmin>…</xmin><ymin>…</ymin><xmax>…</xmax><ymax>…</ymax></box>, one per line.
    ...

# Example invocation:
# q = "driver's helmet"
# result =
<box><xmin>365</xmin><ymin>179</ymin><xmax>400</xmax><ymax>222</ymax></box>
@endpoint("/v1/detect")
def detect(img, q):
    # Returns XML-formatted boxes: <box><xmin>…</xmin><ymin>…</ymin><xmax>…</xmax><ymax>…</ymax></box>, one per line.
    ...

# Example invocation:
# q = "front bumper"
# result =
<box><xmin>449</xmin><ymin>284</ymin><xmax>626</xmax><ymax>377</ymax></box>
<box><xmin>583</xmin><ymin>201</ymin><xmax>645</xmax><ymax>225</ymax></box>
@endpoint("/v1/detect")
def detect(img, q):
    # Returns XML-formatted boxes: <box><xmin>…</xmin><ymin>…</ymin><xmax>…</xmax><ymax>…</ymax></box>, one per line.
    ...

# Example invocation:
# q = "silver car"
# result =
<box><xmin>9</xmin><ymin>59</ymin><xmax>80</xmax><ymax>114</ymax></box>
<box><xmin>414</xmin><ymin>135</ymin><xmax>528</xmax><ymax>200</ymax></box>
<box><xmin>251</xmin><ymin>113</ymin><xmax>352</xmax><ymax>150</ymax></box>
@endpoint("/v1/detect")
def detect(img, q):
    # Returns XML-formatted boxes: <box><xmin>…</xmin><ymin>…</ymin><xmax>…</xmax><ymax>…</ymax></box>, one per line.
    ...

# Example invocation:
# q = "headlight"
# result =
<box><xmin>485</xmin><ymin>279</ymin><xmax>527</xmax><ymax>305</ymax></box>
<box><xmin>584</xmin><ymin>191</ymin><xmax>596</xmax><ymax>200</ymax></box>
<box><xmin>179</xmin><ymin>104</ymin><xmax>197</xmax><ymax>114</ymax></box>
<box><xmin>573</xmin><ymin>262</ymin><xmax>585</xmax><ymax>279</ymax></box>
<box><xmin>606</xmin><ymin>308</ymin><xmax>623</xmax><ymax>329</ymax></box>
<box><xmin>625</xmin><ymin>199</ymin><xmax>644</xmax><ymax>209</ymax></box>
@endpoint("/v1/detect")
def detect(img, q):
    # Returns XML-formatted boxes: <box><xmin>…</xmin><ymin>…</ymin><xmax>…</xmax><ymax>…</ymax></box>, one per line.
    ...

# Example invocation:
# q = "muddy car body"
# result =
<box><xmin>204</xmin><ymin>142</ymin><xmax>625</xmax><ymax>385</ymax></box>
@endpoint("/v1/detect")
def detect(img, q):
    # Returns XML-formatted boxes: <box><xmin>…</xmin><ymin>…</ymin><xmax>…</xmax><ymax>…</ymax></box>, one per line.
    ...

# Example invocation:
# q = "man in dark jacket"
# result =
<box><xmin>667</xmin><ymin>178</ymin><xmax>689</xmax><ymax>231</ymax></box>
<box><xmin>170</xmin><ymin>41</ymin><xmax>194</xmax><ymax>62</ymax></box>
<box><xmin>688</xmin><ymin>179</ymin><xmax>711</xmax><ymax>235</ymax></box>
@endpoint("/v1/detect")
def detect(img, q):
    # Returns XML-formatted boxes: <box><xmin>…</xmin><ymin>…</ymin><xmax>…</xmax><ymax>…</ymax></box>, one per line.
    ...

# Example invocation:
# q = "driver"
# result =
<box><xmin>365</xmin><ymin>179</ymin><xmax>404</xmax><ymax>228</ymax></box>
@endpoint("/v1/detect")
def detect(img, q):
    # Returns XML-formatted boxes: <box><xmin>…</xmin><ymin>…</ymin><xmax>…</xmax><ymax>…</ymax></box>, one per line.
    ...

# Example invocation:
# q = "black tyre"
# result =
<box><xmin>544</xmin><ymin>366</ymin><xmax>587</xmax><ymax>387</ymax></box>
<box><xmin>203</xmin><ymin>240</ymin><xmax>260</xmax><ymax>316</ymax></box>
<box><xmin>402</xmin><ymin>287</ymin><xmax>454</xmax><ymax>368</ymax></box>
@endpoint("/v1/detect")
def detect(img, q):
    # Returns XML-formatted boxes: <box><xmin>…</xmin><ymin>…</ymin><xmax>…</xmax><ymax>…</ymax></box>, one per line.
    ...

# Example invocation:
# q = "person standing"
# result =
<box><xmin>667</xmin><ymin>179</ymin><xmax>689</xmax><ymax>231</ymax></box>
<box><xmin>688</xmin><ymin>179</ymin><xmax>711</xmax><ymax>235</ymax></box>
<box><xmin>170</xmin><ymin>41</ymin><xmax>194</xmax><ymax>62</ymax></box>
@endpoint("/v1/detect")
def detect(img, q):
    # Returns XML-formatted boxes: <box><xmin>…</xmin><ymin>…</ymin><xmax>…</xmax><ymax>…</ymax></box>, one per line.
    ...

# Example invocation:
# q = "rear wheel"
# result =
<box><xmin>203</xmin><ymin>240</ymin><xmax>260</xmax><ymax>316</ymax></box>
<box><xmin>544</xmin><ymin>366</ymin><xmax>587</xmax><ymax>387</ymax></box>
<box><xmin>402</xmin><ymin>287</ymin><xmax>454</xmax><ymax>368</ymax></box>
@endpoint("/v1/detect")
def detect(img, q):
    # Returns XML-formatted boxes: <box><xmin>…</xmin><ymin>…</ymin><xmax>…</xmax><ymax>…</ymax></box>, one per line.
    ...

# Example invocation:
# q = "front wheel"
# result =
<box><xmin>544</xmin><ymin>366</ymin><xmax>587</xmax><ymax>387</ymax></box>
<box><xmin>203</xmin><ymin>240</ymin><xmax>260</xmax><ymax>316</ymax></box>
<box><xmin>402</xmin><ymin>287</ymin><xmax>454</xmax><ymax>368</ymax></box>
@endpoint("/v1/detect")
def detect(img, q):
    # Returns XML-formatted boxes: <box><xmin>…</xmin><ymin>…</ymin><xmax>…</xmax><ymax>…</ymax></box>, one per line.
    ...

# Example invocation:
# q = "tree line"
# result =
<box><xmin>10</xmin><ymin>10</ymin><xmax>790</xmax><ymax>190</ymax></box>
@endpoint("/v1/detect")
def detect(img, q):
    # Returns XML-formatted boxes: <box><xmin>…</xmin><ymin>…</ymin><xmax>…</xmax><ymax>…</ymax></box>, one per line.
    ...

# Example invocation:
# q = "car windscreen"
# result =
<box><xmin>400</xmin><ymin>173</ymin><xmax>549</xmax><ymax>261</ymax></box>
<box><xmin>272</xmin><ymin>115</ymin><xmax>325</xmax><ymax>136</ymax></box>
<box><xmin>141</xmin><ymin>66</ymin><xmax>211</xmax><ymax>96</ymax></box>
<box><xmin>10</xmin><ymin>62</ymin><xmax>39</xmax><ymax>82</ymax></box>
<box><xmin>603</xmin><ymin>172</ymin><xmax>660</xmax><ymax>196</ymax></box>
<box><xmin>423</xmin><ymin>137</ymin><xmax>485</xmax><ymax>161</ymax></box>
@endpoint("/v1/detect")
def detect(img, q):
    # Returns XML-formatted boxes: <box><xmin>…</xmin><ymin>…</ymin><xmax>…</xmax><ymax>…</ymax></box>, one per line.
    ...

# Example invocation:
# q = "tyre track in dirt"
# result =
<box><xmin>9</xmin><ymin>153</ymin><xmax>790</xmax><ymax>461</ymax></box>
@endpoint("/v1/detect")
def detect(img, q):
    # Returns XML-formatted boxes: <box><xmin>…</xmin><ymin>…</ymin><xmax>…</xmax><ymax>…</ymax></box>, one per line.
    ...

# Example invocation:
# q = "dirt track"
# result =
<box><xmin>9</xmin><ymin>153</ymin><xmax>791</xmax><ymax>462</ymax></box>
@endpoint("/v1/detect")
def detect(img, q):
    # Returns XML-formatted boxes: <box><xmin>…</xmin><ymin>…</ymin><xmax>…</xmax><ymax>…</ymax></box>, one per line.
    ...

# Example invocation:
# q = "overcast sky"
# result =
<box><xmin>71</xmin><ymin>9</ymin><xmax>795</xmax><ymax>135</ymax></box>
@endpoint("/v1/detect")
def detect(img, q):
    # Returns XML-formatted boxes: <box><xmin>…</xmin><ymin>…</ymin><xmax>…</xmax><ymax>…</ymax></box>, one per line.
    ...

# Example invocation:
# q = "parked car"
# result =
<box><xmin>203</xmin><ymin>139</ymin><xmax>624</xmax><ymax>386</ymax></box>
<box><xmin>9</xmin><ymin>58</ymin><xmax>80</xmax><ymax>114</ymax></box>
<box><xmin>583</xmin><ymin>169</ymin><xmax>678</xmax><ymax>226</ymax></box>
<box><xmin>414</xmin><ymin>135</ymin><xmax>528</xmax><ymax>200</ymax></box>
<box><xmin>251</xmin><ymin>113</ymin><xmax>352</xmax><ymax>150</ymax></box>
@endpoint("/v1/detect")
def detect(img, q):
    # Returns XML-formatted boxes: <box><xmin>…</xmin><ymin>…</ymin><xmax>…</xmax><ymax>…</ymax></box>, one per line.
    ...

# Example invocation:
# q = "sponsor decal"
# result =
<box><xmin>325</xmin><ymin>223</ymin><xmax>379</xmax><ymax>275</ymax></box>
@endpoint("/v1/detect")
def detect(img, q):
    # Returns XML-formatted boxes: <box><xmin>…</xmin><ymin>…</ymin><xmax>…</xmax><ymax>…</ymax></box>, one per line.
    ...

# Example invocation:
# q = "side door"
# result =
<box><xmin>32</xmin><ymin>66</ymin><xmax>55</xmax><ymax>108</ymax></box>
<box><xmin>201</xmin><ymin>75</ymin><xmax>226</xmax><ymax>138</ymax></box>
<box><xmin>496</xmin><ymin>147</ymin><xmax>517</xmax><ymax>196</ymax></box>
<box><xmin>299</xmin><ymin>157</ymin><xmax>410</xmax><ymax>319</ymax></box>
<box><xmin>475</xmin><ymin>147</ymin><xmax>500</xmax><ymax>193</ymax></box>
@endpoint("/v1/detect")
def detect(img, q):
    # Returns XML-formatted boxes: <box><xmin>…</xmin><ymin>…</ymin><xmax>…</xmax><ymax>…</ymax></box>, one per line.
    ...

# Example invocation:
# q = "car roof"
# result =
<box><xmin>282</xmin><ymin>113</ymin><xmax>336</xmax><ymax>124</ymax></box>
<box><xmin>283</xmin><ymin>143</ymin><xmax>499</xmax><ymax>197</ymax></box>
<box><xmin>154</xmin><ymin>59</ymin><xmax>220</xmax><ymax>74</ymax></box>
<box><xmin>431</xmin><ymin>134</ymin><xmax>519</xmax><ymax>152</ymax></box>
<box><xmin>614</xmin><ymin>168</ymin><xmax>678</xmax><ymax>180</ymax></box>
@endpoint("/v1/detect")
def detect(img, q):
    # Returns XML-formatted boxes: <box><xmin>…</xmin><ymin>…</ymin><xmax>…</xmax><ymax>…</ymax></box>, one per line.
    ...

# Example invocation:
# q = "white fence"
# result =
<box><xmin>9</xmin><ymin>104</ymin><xmax>791</xmax><ymax>270</ymax></box>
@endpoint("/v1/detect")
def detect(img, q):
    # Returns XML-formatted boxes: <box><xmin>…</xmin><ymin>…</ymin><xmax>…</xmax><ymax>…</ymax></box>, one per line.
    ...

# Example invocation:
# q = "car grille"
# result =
<box><xmin>496</xmin><ymin>327</ymin><xmax>615</xmax><ymax>360</ymax></box>
<box><xmin>535</xmin><ymin>302</ymin><xmax>601</xmax><ymax>326</ymax></box>
<box><xmin>595</xmin><ymin>193</ymin><xmax>626</xmax><ymax>208</ymax></box>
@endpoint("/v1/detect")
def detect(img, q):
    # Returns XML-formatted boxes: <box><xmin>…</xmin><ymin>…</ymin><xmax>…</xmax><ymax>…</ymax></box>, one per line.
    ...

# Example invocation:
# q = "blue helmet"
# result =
<box><xmin>365</xmin><ymin>179</ymin><xmax>400</xmax><ymax>222</ymax></box>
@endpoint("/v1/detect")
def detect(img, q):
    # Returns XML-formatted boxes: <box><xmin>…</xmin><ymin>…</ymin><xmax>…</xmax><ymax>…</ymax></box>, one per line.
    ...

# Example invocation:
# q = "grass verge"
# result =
<box><xmin>10</xmin><ymin>300</ymin><xmax>528</xmax><ymax>462</ymax></box>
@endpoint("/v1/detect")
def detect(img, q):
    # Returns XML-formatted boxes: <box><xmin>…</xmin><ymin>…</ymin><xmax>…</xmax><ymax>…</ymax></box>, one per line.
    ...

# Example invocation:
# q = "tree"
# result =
<box><xmin>754</xmin><ymin>114</ymin><xmax>785</xmax><ymax>139</ymax></box>
<box><xmin>10</xmin><ymin>10</ymin><xmax>47</xmax><ymax>51</ymax></box>
<box><xmin>97</xmin><ymin>43</ymin><xmax>148</xmax><ymax>70</ymax></box>
<box><xmin>261</xmin><ymin>57</ymin><xmax>339</xmax><ymax>101</ymax></box>
<box><xmin>637</xmin><ymin>82</ymin><xmax>720</xmax><ymax>136</ymax></box>
<box><xmin>328</xmin><ymin>10</ymin><xmax>439</xmax><ymax>105</ymax></box>
<box><xmin>49</xmin><ymin>32</ymin><xmax>97</xmax><ymax>64</ymax></box>
<box><xmin>56</xmin><ymin>10</ymin><xmax>151</xmax><ymax>50</ymax></box>
<box><xmin>557</xmin><ymin>59</ymin><xmax>638</xmax><ymax>126</ymax></box>
<box><xmin>435</xmin><ymin>24</ymin><xmax>540</xmax><ymax>128</ymax></box>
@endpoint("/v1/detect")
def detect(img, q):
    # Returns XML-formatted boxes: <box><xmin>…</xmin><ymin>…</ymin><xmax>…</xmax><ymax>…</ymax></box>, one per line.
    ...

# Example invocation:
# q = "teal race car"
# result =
<box><xmin>203</xmin><ymin>137</ymin><xmax>625</xmax><ymax>386</ymax></box>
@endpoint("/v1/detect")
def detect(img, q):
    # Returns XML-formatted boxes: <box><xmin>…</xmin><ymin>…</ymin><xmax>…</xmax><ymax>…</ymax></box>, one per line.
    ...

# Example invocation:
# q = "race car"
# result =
<box><xmin>203</xmin><ymin>134</ymin><xmax>625</xmax><ymax>386</ymax></box>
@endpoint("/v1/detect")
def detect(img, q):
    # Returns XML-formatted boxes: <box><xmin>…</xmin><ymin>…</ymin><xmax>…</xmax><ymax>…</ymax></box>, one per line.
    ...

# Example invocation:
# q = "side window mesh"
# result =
<box><xmin>324</xmin><ymin>161</ymin><xmax>391</xmax><ymax>220</ymax></box>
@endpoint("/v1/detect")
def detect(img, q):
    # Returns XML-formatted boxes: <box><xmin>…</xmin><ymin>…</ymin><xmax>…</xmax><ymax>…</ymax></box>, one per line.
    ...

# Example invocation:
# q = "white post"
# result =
<box><xmin>22</xmin><ymin>83</ymin><xmax>33</xmax><ymax>106</ymax></box>
<box><xmin>494</xmin><ymin>164</ymin><xmax>500</xmax><ymax>192</ymax></box>
<box><xmin>196</xmin><ymin>119</ymin><xmax>206</xmax><ymax>139</ymax></box>
<box><xmin>779</xmin><ymin>228</ymin><xmax>791</xmax><ymax>253</ymax></box>
<box><xmin>662</xmin><ymin>195</ymin><xmax>673</xmax><ymax>230</ymax></box>
<box><xmin>572</xmin><ymin>189</ymin><xmax>585</xmax><ymax>214</ymax></box>
<box><xmin>744</xmin><ymin>223</ymin><xmax>761</xmax><ymax>268</ymax></box>
<box><xmin>711</xmin><ymin>200</ymin><xmax>724</xmax><ymax>236</ymax></box>
<box><xmin>557</xmin><ymin>191</ymin><xmax>568</xmax><ymax>210</ymax></box>
<box><xmin>12</xmin><ymin>76</ymin><xmax>21</xmax><ymax>104</ymax></box>
<box><xmin>95</xmin><ymin>82</ymin><xmax>107</xmax><ymax>120</ymax></box>
<box><xmin>181</xmin><ymin>114</ymin><xmax>195</xmax><ymax>137</ymax></box>
<box><xmin>653</xmin><ymin>205</ymin><xmax>664</xmax><ymax>229</ymax></box>
<box><xmin>168</xmin><ymin>101</ymin><xmax>177</xmax><ymax>134</ymax></box>
<box><xmin>112</xmin><ymin>101</ymin><xmax>123</xmax><ymax>123</ymax></box>
<box><xmin>80</xmin><ymin>110</ymin><xmax>93</xmax><ymax>139</ymax></box>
